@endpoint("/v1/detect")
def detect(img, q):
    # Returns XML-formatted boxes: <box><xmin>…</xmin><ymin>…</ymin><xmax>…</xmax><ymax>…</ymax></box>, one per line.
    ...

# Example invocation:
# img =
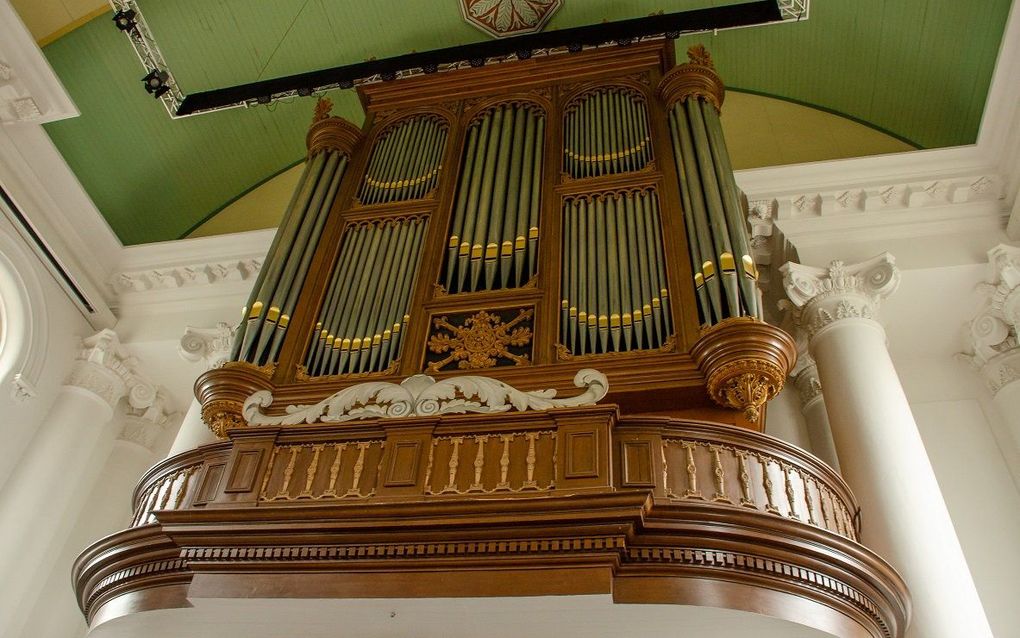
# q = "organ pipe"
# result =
<box><xmin>231</xmin><ymin>99</ymin><xmax>362</xmax><ymax>366</ymax></box>
<box><xmin>659</xmin><ymin>45</ymin><xmax>760</xmax><ymax>326</ymax></box>
<box><xmin>444</xmin><ymin>102</ymin><xmax>545</xmax><ymax>293</ymax></box>
<box><xmin>563</xmin><ymin>86</ymin><xmax>652</xmax><ymax>179</ymax></box>
<box><xmin>560</xmin><ymin>188</ymin><xmax>672</xmax><ymax>355</ymax></box>
<box><xmin>358</xmin><ymin>114</ymin><xmax>449</xmax><ymax>205</ymax></box>
<box><xmin>304</xmin><ymin>216</ymin><xmax>428</xmax><ymax>376</ymax></box>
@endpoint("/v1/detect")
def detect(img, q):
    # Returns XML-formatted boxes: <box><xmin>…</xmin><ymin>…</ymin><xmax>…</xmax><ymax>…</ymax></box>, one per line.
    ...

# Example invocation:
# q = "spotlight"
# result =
<box><xmin>256</xmin><ymin>95</ymin><xmax>272</xmax><ymax>105</ymax></box>
<box><xmin>664</xmin><ymin>30</ymin><xmax>680</xmax><ymax>39</ymax></box>
<box><xmin>112</xmin><ymin>9</ymin><xmax>137</xmax><ymax>31</ymax></box>
<box><xmin>422</xmin><ymin>63</ymin><xmax>438</xmax><ymax>74</ymax></box>
<box><xmin>468</xmin><ymin>57</ymin><xmax>485</xmax><ymax>67</ymax></box>
<box><xmin>142</xmin><ymin>69</ymin><xmax>169</xmax><ymax>98</ymax></box>
<box><xmin>515</xmin><ymin>49</ymin><xmax>532</xmax><ymax>60</ymax></box>
<box><xmin>615</xmin><ymin>37</ymin><xmax>633</xmax><ymax>47</ymax></box>
<box><xmin>567</xmin><ymin>43</ymin><xmax>582</xmax><ymax>53</ymax></box>
<box><xmin>338</xmin><ymin>79</ymin><xmax>354</xmax><ymax>89</ymax></box>
<box><xmin>381</xmin><ymin>71</ymin><xmax>396</xmax><ymax>81</ymax></box>
<box><xmin>297</xmin><ymin>87</ymin><xmax>313</xmax><ymax>97</ymax></box>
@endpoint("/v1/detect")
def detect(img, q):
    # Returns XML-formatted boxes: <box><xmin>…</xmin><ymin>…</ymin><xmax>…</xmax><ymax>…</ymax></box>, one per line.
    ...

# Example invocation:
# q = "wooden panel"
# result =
<box><xmin>564</xmin><ymin>431</ymin><xmax>598</xmax><ymax>479</ymax></box>
<box><xmin>225</xmin><ymin>450</ymin><xmax>263</xmax><ymax>493</ymax></box>
<box><xmin>384</xmin><ymin>441</ymin><xmax>421</xmax><ymax>487</ymax></box>
<box><xmin>620</xmin><ymin>439</ymin><xmax>654</xmax><ymax>487</ymax></box>
<box><xmin>193</xmin><ymin>463</ymin><xmax>225</xmax><ymax>506</ymax></box>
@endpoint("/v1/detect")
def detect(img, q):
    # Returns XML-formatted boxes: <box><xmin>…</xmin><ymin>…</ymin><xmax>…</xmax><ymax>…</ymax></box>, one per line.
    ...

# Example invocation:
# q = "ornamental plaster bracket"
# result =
<box><xmin>65</xmin><ymin>329</ymin><xmax>176</xmax><ymax>420</ymax></box>
<box><xmin>779</xmin><ymin>305</ymin><xmax>823</xmax><ymax>408</ymax></box>
<box><xmin>747</xmin><ymin>198</ymin><xmax>799</xmax><ymax>323</ymax></box>
<box><xmin>0</xmin><ymin>3</ymin><xmax>78</xmax><ymax>124</ymax></box>
<box><xmin>779</xmin><ymin>253</ymin><xmax>900</xmax><ymax>340</ymax></box>
<box><xmin>243</xmin><ymin>368</ymin><xmax>608</xmax><ymax>426</ymax></box>
<box><xmin>959</xmin><ymin>244</ymin><xmax>1020</xmax><ymax>395</ymax></box>
<box><xmin>179</xmin><ymin>323</ymin><xmax>237</xmax><ymax>370</ymax></box>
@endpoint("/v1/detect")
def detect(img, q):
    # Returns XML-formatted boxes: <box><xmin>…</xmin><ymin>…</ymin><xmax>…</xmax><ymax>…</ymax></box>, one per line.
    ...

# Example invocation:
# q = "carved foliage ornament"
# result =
<box><xmin>427</xmin><ymin>309</ymin><xmax>533</xmax><ymax>373</ymax></box>
<box><xmin>243</xmin><ymin>368</ymin><xmax>608</xmax><ymax>426</ymax></box>
<box><xmin>461</xmin><ymin>0</ymin><xmax>562</xmax><ymax>38</ymax></box>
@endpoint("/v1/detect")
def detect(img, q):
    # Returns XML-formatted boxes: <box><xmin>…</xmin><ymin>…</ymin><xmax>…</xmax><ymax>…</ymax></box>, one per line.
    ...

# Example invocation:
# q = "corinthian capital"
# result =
<box><xmin>959</xmin><ymin>244</ymin><xmax>1020</xmax><ymax>395</ymax></box>
<box><xmin>780</xmin><ymin>253</ymin><xmax>900</xmax><ymax>340</ymax></box>
<box><xmin>179</xmin><ymin>323</ymin><xmax>236</xmax><ymax>370</ymax></box>
<box><xmin>65</xmin><ymin>329</ymin><xmax>168</xmax><ymax>416</ymax></box>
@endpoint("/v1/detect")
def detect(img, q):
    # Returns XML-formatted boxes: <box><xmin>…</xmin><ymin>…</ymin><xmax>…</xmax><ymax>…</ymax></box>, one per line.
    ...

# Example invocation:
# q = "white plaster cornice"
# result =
<box><xmin>179</xmin><ymin>322</ymin><xmax>236</xmax><ymax>370</ymax></box>
<box><xmin>780</xmin><ymin>254</ymin><xmax>900</xmax><ymax>340</ymax></box>
<box><xmin>0</xmin><ymin>2</ymin><xmax>77</xmax><ymax>125</ymax></box>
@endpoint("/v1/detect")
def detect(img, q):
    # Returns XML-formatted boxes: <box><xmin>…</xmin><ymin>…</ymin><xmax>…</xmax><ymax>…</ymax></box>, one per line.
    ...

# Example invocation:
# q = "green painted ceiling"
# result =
<box><xmin>40</xmin><ymin>1</ymin><xmax>1012</xmax><ymax>245</ymax></box>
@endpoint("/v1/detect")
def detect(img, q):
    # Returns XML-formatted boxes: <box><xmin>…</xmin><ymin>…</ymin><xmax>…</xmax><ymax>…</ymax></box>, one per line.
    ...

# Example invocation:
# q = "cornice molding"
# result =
<box><xmin>0</xmin><ymin>3</ymin><xmax>77</xmax><ymax>125</ymax></box>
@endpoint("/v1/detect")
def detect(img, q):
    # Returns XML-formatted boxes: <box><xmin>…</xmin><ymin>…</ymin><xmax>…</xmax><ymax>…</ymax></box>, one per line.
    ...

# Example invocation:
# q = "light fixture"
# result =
<box><xmin>142</xmin><ymin>69</ymin><xmax>170</xmax><ymax>98</ymax></box>
<box><xmin>112</xmin><ymin>9</ymin><xmax>136</xmax><ymax>32</ymax></box>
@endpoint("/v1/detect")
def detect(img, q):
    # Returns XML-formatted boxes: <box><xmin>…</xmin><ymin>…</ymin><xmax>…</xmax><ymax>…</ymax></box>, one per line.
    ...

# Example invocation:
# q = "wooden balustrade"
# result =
<box><xmin>77</xmin><ymin>406</ymin><xmax>906</xmax><ymax>638</ymax></box>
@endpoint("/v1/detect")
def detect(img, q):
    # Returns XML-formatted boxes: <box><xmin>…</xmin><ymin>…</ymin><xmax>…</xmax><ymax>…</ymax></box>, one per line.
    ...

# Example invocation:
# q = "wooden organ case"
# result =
<box><xmin>75</xmin><ymin>42</ymin><xmax>910</xmax><ymax>638</ymax></box>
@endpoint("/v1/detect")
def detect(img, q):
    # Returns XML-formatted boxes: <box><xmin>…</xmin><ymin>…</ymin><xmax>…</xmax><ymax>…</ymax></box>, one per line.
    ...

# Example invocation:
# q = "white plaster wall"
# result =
<box><xmin>0</xmin><ymin>217</ymin><xmax>93</xmax><ymax>493</ymax></box>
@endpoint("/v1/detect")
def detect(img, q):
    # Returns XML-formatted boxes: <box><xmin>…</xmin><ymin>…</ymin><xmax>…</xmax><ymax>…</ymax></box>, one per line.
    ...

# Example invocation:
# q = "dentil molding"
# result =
<box><xmin>780</xmin><ymin>253</ymin><xmax>900</xmax><ymax>340</ymax></box>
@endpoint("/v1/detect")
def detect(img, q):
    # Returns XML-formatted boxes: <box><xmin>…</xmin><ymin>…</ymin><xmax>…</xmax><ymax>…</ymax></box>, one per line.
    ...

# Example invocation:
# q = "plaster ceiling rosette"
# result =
<box><xmin>460</xmin><ymin>0</ymin><xmax>562</xmax><ymax>38</ymax></box>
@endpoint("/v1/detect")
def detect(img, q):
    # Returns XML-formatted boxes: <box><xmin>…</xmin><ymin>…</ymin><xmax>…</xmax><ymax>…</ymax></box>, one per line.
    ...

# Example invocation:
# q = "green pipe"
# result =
<box><xmin>366</xmin><ymin>122</ymin><xmax>402</xmax><ymax>205</ymax></box>
<box><xmin>514</xmin><ymin>110</ymin><xmax>537</xmax><ymax>287</ymax></box>
<box><xmin>649</xmin><ymin>194</ymin><xmax>673</xmax><ymax>338</ymax></box>
<box><xmin>393</xmin><ymin>118</ymin><xmax>428</xmax><ymax>204</ymax></box>
<box><xmin>414</xmin><ymin>120</ymin><xmax>445</xmax><ymax>200</ymax></box>
<box><xmin>613</xmin><ymin>194</ymin><xmax>633</xmax><ymax>351</ymax></box>
<box><xmin>667</xmin><ymin>111</ymin><xmax>710</xmax><ymax>326</ymax></box>
<box><xmin>309</xmin><ymin>222</ymin><xmax>361</xmax><ymax>374</ymax></box>
<box><xmin>686</xmin><ymin>100</ymin><xmax>737</xmax><ymax>316</ymax></box>
<box><xmin>584</xmin><ymin>198</ymin><xmax>597</xmax><ymax>354</ymax></box>
<box><xmin>485</xmin><ymin>105</ymin><xmax>515</xmax><ymax>290</ymax></box>
<box><xmin>446</xmin><ymin>124</ymin><xmax>479</xmax><ymax>290</ymax></box>
<box><xmin>606</xmin><ymin>194</ymin><xmax>622</xmax><ymax>352</ymax></box>
<box><xmin>322</xmin><ymin>223</ymin><xmax>370</xmax><ymax>375</ymax></box>
<box><xmin>499</xmin><ymin>105</ymin><xmax>527</xmax><ymax>289</ymax></box>
<box><xmin>457</xmin><ymin>114</ymin><xmax>492</xmax><ymax>293</ymax></box>
<box><xmin>352</xmin><ymin>221</ymin><xmax>397</xmax><ymax>372</ymax></box>
<box><xmin>673</xmin><ymin>105</ymin><xmax>723</xmax><ymax>323</ymax></box>
<box><xmin>566</xmin><ymin>200</ymin><xmax>579</xmax><ymax>352</ymax></box>
<box><xmin>470</xmin><ymin>107</ymin><xmax>505</xmax><ymax>291</ymax></box>
<box><xmin>622</xmin><ymin>193</ymin><xmax>643</xmax><ymax>350</ymax></box>
<box><xmin>630</xmin><ymin>192</ymin><xmax>654</xmax><ymax>347</ymax></box>
<box><xmin>561</xmin><ymin>199</ymin><xmax>572</xmax><ymax>349</ymax></box>
<box><xmin>362</xmin><ymin>221</ymin><xmax>401</xmax><ymax>372</ymax></box>
<box><xmin>377</xmin><ymin>221</ymin><xmax>411</xmax><ymax>367</ymax></box>
<box><xmin>594</xmin><ymin>195</ymin><xmax>609</xmax><ymax>353</ymax></box>
<box><xmin>527</xmin><ymin>117</ymin><xmax>544</xmax><ymax>277</ymax></box>
<box><xmin>389</xmin><ymin>218</ymin><xmax>427</xmax><ymax>364</ymax></box>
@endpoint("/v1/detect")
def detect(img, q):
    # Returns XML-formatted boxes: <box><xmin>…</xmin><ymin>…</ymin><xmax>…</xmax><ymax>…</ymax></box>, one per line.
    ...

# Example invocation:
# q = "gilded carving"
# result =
<box><xmin>460</xmin><ymin>0</ymin><xmax>562</xmax><ymax>38</ymax></box>
<box><xmin>202</xmin><ymin>399</ymin><xmax>245</xmax><ymax>438</ymax></box>
<box><xmin>708</xmin><ymin>360</ymin><xmax>785</xmax><ymax>422</ymax></box>
<box><xmin>426</xmin><ymin>309</ymin><xmax>533</xmax><ymax>373</ymax></box>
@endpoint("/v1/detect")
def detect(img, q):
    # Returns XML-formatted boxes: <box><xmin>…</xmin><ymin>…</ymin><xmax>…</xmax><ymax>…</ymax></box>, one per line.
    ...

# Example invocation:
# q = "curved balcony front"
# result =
<box><xmin>74</xmin><ymin>407</ymin><xmax>908</xmax><ymax>638</ymax></box>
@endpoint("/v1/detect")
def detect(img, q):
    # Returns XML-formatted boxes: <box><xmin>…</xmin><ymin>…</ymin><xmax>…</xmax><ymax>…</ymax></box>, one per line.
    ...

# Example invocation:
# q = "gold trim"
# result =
<box><xmin>564</xmin><ymin>137</ymin><xmax>652</xmax><ymax>163</ymax></box>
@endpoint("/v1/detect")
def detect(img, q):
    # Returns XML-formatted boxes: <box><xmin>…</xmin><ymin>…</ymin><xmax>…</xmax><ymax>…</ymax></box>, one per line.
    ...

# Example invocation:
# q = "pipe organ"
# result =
<box><xmin>208</xmin><ymin>41</ymin><xmax>791</xmax><ymax>433</ymax></box>
<box><xmin>78</xmin><ymin>42</ymin><xmax>912</xmax><ymax>638</ymax></box>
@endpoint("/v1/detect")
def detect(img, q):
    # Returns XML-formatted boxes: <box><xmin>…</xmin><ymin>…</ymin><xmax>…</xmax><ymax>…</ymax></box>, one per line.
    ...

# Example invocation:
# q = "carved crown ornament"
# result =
<box><xmin>460</xmin><ymin>0</ymin><xmax>562</xmax><ymax>38</ymax></box>
<box><xmin>658</xmin><ymin>44</ymin><xmax>725</xmax><ymax>111</ymax></box>
<box><xmin>780</xmin><ymin>254</ymin><xmax>900</xmax><ymax>340</ymax></box>
<box><xmin>242</xmin><ymin>368</ymin><xmax>608</xmax><ymax>427</ymax></box>
<box><xmin>306</xmin><ymin>96</ymin><xmax>363</xmax><ymax>157</ymax></box>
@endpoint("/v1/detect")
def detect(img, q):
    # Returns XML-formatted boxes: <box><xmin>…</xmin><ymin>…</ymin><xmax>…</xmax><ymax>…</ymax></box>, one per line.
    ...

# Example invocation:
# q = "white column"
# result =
<box><xmin>0</xmin><ymin>329</ymin><xmax>164</xmax><ymax>632</ymax></box>
<box><xmin>169</xmin><ymin>322</ymin><xmax>236</xmax><ymax>455</ymax></box>
<box><xmin>790</xmin><ymin>353</ymin><xmax>841</xmax><ymax>471</ymax></box>
<box><xmin>961</xmin><ymin>244</ymin><xmax>1020</xmax><ymax>455</ymax></box>
<box><xmin>782</xmin><ymin>254</ymin><xmax>993</xmax><ymax>638</ymax></box>
<box><xmin>20</xmin><ymin>401</ymin><xmax>176</xmax><ymax>638</ymax></box>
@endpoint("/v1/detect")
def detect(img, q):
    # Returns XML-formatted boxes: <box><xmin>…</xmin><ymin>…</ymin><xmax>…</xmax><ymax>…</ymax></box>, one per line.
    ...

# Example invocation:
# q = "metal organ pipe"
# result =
<box><xmin>444</xmin><ymin>102</ymin><xmax>546</xmax><ymax>294</ymax></box>
<box><xmin>232</xmin><ymin>109</ymin><xmax>359</xmax><ymax>367</ymax></box>
<box><xmin>304</xmin><ymin>217</ymin><xmax>428</xmax><ymax>377</ymax></box>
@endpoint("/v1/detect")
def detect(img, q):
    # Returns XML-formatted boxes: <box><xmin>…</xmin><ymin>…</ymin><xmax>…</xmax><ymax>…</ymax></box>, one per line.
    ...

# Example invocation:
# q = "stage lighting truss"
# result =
<box><xmin>110</xmin><ymin>0</ymin><xmax>807</xmax><ymax>119</ymax></box>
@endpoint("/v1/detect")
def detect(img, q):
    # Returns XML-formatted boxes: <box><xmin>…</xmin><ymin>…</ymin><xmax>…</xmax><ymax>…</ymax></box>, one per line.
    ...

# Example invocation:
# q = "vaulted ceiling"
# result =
<box><xmin>22</xmin><ymin>0</ymin><xmax>1013</xmax><ymax>244</ymax></box>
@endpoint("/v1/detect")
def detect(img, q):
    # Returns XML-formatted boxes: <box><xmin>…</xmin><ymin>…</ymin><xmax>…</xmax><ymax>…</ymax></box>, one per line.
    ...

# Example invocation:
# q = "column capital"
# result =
<box><xmin>960</xmin><ymin>246</ymin><xmax>1020</xmax><ymax>395</ymax></box>
<box><xmin>65</xmin><ymin>329</ymin><xmax>169</xmax><ymax>415</ymax></box>
<box><xmin>179</xmin><ymin>323</ymin><xmax>236</xmax><ymax>370</ymax></box>
<box><xmin>780</xmin><ymin>253</ymin><xmax>900</xmax><ymax>340</ymax></box>
<box><xmin>981</xmin><ymin>244</ymin><xmax>1020</xmax><ymax>331</ymax></box>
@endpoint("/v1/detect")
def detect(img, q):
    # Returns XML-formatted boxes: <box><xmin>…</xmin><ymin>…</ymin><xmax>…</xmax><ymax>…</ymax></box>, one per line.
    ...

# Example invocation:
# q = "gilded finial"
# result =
<box><xmin>313</xmin><ymin>97</ymin><xmax>334</xmax><ymax>123</ymax></box>
<box><xmin>686</xmin><ymin>44</ymin><xmax>714</xmax><ymax>69</ymax></box>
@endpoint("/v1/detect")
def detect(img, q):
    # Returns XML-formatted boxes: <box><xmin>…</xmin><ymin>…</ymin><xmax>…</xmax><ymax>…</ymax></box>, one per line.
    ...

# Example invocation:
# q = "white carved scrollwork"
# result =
<box><xmin>780</xmin><ymin>254</ymin><xmax>900</xmax><ymax>340</ymax></box>
<box><xmin>243</xmin><ymin>369</ymin><xmax>609</xmax><ymax>426</ymax></box>
<box><xmin>959</xmin><ymin>244</ymin><xmax>1020</xmax><ymax>395</ymax></box>
<box><xmin>179</xmin><ymin>323</ymin><xmax>236</xmax><ymax>369</ymax></box>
